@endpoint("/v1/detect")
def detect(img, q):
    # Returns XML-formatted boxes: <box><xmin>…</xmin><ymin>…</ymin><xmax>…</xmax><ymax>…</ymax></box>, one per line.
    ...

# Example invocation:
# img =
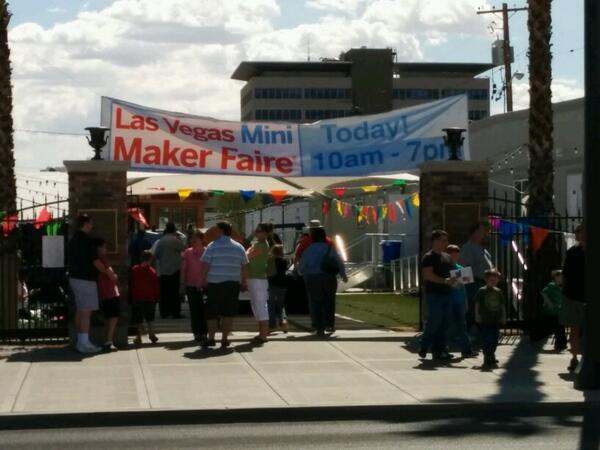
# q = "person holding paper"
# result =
<box><xmin>446</xmin><ymin>245</ymin><xmax>477</xmax><ymax>359</ymax></box>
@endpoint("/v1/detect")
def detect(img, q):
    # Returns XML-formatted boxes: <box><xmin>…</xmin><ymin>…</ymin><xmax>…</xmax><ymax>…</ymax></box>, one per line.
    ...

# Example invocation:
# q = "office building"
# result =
<box><xmin>231</xmin><ymin>48</ymin><xmax>492</xmax><ymax>122</ymax></box>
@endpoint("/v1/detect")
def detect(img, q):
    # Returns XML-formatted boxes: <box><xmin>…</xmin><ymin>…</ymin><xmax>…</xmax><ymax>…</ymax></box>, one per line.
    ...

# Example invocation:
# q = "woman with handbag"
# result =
<box><xmin>298</xmin><ymin>225</ymin><xmax>347</xmax><ymax>338</ymax></box>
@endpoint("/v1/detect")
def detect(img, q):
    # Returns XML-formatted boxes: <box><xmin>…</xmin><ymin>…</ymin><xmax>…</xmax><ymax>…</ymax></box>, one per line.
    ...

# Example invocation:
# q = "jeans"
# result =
<box><xmin>304</xmin><ymin>274</ymin><xmax>337</xmax><ymax>333</ymax></box>
<box><xmin>420</xmin><ymin>291</ymin><xmax>452</xmax><ymax>355</ymax></box>
<box><xmin>542</xmin><ymin>313</ymin><xmax>567</xmax><ymax>350</ymax></box>
<box><xmin>480</xmin><ymin>323</ymin><xmax>500</xmax><ymax>360</ymax></box>
<box><xmin>159</xmin><ymin>271</ymin><xmax>181</xmax><ymax>318</ymax></box>
<box><xmin>465</xmin><ymin>279</ymin><xmax>485</xmax><ymax>330</ymax></box>
<box><xmin>186</xmin><ymin>287</ymin><xmax>207</xmax><ymax>339</ymax></box>
<box><xmin>448</xmin><ymin>295</ymin><xmax>473</xmax><ymax>354</ymax></box>
<box><xmin>268</xmin><ymin>286</ymin><xmax>287</xmax><ymax>328</ymax></box>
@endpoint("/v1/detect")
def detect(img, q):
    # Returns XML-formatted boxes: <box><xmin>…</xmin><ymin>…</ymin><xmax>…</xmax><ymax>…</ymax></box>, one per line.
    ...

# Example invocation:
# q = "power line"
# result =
<box><xmin>15</xmin><ymin>128</ymin><xmax>86</xmax><ymax>137</ymax></box>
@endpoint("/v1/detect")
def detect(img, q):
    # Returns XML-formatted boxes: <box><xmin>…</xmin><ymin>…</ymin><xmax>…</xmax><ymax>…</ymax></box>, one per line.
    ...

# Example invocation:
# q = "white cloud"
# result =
<box><xmin>5</xmin><ymin>0</ymin><xmax>517</xmax><ymax>170</ymax></box>
<box><xmin>508</xmin><ymin>78</ymin><xmax>584</xmax><ymax>113</ymax></box>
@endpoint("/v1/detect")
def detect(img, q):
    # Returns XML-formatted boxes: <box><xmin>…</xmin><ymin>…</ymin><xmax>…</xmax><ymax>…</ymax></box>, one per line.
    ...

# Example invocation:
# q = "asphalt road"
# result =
<box><xmin>1</xmin><ymin>415</ymin><xmax>599</xmax><ymax>450</ymax></box>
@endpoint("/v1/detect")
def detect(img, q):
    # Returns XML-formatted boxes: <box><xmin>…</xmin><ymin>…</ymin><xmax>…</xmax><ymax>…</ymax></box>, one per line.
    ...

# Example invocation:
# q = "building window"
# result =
<box><xmin>254</xmin><ymin>88</ymin><xmax>303</xmax><ymax>99</ymax></box>
<box><xmin>304</xmin><ymin>88</ymin><xmax>351</xmax><ymax>99</ymax></box>
<box><xmin>255</xmin><ymin>109</ymin><xmax>302</xmax><ymax>121</ymax></box>
<box><xmin>394</xmin><ymin>89</ymin><xmax>439</xmax><ymax>100</ymax></box>
<box><xmin>468</xmin><ymin>110</ymin><xmax>488</xmax><ymax>121</ymax></box>
<box><xmin>305</xmin><ymin>110</ymin><xmax>352</xmax><ymax>120</ymax></box>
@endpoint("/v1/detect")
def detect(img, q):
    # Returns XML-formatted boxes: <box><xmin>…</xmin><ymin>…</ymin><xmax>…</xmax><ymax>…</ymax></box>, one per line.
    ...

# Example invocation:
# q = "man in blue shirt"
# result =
<box><xmin>201</xmin><ymin>221</ymin><xmax>248</xmax><ymax>348</ymax></box>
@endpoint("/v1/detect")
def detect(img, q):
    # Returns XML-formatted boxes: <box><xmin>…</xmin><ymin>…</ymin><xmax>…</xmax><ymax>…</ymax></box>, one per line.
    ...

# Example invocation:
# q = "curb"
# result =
<box><xmin>1</xmin><ymin>401</ymin><xmax>598</xmax><ymax>430</ymax></box>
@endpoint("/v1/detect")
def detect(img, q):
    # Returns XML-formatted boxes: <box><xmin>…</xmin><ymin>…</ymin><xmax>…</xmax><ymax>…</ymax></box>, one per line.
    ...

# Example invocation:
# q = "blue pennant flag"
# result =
<box><xmin>404</xmin><ymin>197</ymin><xmax>413</xmax><ymax>219</ymax></box>
<box><xmin>500</xmin><ymin>220</ymin><xmax>518</xmax><ymax>246</ymax></box>
<box><xmin>240</xmin><ymin>190</ymin><xmax>256</xmax><ymax>202</ymax></box>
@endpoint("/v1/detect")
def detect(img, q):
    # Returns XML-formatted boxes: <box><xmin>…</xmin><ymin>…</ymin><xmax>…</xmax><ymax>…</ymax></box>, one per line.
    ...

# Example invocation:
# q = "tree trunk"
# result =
<box><xmin>0</xmin><ymin>0</ymin><xmax>16</xmax><ymax>215</ymax></box>
<box><xmin>525</xmin><ymin>0</ymin><xmax>558</xmax><ymax>326</ymax></box>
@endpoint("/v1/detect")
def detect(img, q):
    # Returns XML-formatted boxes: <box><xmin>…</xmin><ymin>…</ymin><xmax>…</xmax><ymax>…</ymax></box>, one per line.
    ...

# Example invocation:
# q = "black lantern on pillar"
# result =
<box><xmin>443</xmin><ymin>127</ymin><xmax>466</xmax><ymax>161</ymax></box>
<box><xmin>85</xmin><ymin>126</ymin><xmax>110</xmax><ymax>160</ymax></box>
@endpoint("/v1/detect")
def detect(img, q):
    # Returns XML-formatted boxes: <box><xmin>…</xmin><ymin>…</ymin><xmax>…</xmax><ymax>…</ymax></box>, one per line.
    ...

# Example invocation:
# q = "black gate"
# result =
<box><xmin>0</xmin><ymin>212</ymin><xmax>71</xmax><ymax>343</ymax></box>
<box><xmin>488</xmin><ymin>194</ymin><xmax>583</xmax><ymax>330</ymax></box>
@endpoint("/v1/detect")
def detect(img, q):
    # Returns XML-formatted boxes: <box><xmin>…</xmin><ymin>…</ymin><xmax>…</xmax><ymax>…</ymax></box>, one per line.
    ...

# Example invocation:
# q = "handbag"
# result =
<box><xmin>320</xmin><ymin>245</ymin><xmax>340</xmax><ymax>276</ymax></box>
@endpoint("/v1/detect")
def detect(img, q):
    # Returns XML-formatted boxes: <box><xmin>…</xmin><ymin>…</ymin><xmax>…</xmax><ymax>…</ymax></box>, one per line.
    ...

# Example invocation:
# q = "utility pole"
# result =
<box><xmin>478</xmin><ymin>3</ymin><xmax>528</xmax><ymax>112</ymax></box>
<box><xmin>577</xmin><ymin>0</ymin><xmax>600</xmax><ymax>390</ymax></box>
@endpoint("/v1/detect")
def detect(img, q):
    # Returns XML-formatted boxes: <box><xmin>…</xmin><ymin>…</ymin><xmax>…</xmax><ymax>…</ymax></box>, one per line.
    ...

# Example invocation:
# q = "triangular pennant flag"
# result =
<box><xmin>361</xmin><ymin>206</ymin><xmax>369</xmax><ymax>224</ymax></box>
<box><xmin>489</xmin><ymin>216</ymin><xmax>501</xmax><ymax>231</ymax></box>
<box><xmin>343</xmin><ymin>203</ymin><xmax>352</xmax><ymax>218</ymax></box>
<box><xmin>333</xmin><ymin>188</ymin><xmax>347</xmax><ymax>199</ymax></box>
<box><xmin>393</xmin><ymin>179</ymin><xmax>407</xmax><ymax>187</ymax></box>
<box><xmin>500</xmin><ymin>220</ymin><xmax>518</xmax><ymax>246</ymax></box>
<box><xmin>211</xmin><ymin>189</ymin><xmax>225</xmax><ymax>196</ymax></box>
<box><xmin>240</xmin><ymin>190</ymin><xmax>256</xmax><ymax>202</ymax></box>
<box><xmin>530</xmin><ymin>226</ymin><xmax>550</xmax><ymax>253</ymax></box>
<box><xmin>361</xmin><ymin>185</ymin><xmax>379</xmax><ymax>193</ymax></box>
<box><xmin>270</xmin><ymin>190</ymin><xmax>287</xmax><ymax>204</ymax></box>
<box><xmin>380</xmin><ymin>205</ymin><xmax>388</xmax><ymax>220</ymax></box>
<box><xmin>370</xmin><ymin>206</ymin><xmax>378</xmax><ymax>224</ymax></box>
<box><xmin>322</xmin><ymin>200</ymin><xmax>330</xmax><ymax>216</ymax></box>
<box><xmin>336</xmin><ymin>200</ymin><xmax>344</xmax><ymax>217</ymax></box>
<box><xmin>128</xmin><ymin>208</ymin><xmax>149</xmax><ymax>228</ymax></box>
<box><xmin>388</xmin><ymin>203</ymin><xmax>397</xmax><ymax>223</ymax></box>
<box><xmin>34</xmin><ymin>207</ymin><xmax>52</xmax><ymax>229</ymax></box>
<box><xmin>404</xmin><ymin>200</ymin><xmax>413</xmax><ymax>219</ymax></box>
<box><xmin>2</xmin><ymin>214</ymin><xmax>17</xmax><ymax>237</ymax></box>
<box><xmin>178</xmin><ymin>188</ymin><xmax>193</xmax><ymax>201</ymax></box>
<box><xmin>411</xmin><ymin>193</ymin><xmax>420</xmax><ymax>208</ymax></box>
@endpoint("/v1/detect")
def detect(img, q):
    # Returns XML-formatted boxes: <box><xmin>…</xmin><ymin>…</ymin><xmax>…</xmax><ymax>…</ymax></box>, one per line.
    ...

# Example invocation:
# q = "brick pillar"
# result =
<box><xmin>64</xmin><ymin>160</ymin><xmax>130</xmax><ymax>347</ymax></box>
<box><xmin>419</xmin><ymin>161</ymin><xmax>489</xmax><ymax>256</ymax></box>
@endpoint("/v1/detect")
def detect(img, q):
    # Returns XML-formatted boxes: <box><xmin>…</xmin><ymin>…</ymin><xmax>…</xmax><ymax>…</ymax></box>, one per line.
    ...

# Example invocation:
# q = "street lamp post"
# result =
<box><xmin>85</xmin><ymin>126</ymin><xmax>110</xmax><ymax>161</ymax></box>
<box><xmin>577</xmin><ymin>0</ymin><xmax>600</xmax><ymax>390</ymax></box>
<box><xmin>443</xmin><ymin>128</ymin><xmax>466</xmax><ymax>161</ymax></box>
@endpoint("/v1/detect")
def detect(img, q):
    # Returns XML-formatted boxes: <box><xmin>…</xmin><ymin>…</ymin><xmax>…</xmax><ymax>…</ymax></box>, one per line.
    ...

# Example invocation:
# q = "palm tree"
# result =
<box><xmin>526</xmin><ymin>0</ymin><xmax>558</xmax><ymax>321</ymax></box>
<box><xmin>0</xmin><ymin>0</ymin><xmax>16</xmax><ymax>217</ymax></box>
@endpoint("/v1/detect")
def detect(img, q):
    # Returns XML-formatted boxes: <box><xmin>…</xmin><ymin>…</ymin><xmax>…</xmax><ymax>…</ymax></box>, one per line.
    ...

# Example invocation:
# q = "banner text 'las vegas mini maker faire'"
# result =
<box><xmin>100</xmin><ymin>95</ymin><xmax>469</xmax><ymax>177</ymax></box>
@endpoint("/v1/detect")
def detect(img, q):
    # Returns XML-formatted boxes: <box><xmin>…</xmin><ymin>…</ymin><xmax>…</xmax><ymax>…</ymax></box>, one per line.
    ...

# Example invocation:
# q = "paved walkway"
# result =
<box><xmin>1</xmin><ymin>330</ymin><xmax>598</xmax><ymax>415</ymax></box>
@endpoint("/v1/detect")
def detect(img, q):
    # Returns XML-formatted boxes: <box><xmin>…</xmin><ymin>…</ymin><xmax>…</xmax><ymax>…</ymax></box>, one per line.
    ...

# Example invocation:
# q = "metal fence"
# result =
<box><xmin>488</xmin><ymin>194</ymin><xmax>583</xmax><ymax>329</ymax></box>
<box><xmin>0</xmin><ymin>219</ymin><xmax>70</xmax><ymax>343</ymax></box>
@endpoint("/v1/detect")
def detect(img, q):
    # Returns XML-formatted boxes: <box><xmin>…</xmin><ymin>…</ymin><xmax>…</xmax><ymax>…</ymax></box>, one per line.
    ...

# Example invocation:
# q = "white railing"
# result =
<box><xmin>391</xmin><ymin>255</ymin><xmax>420</xmax><ymax>294</ymax></box>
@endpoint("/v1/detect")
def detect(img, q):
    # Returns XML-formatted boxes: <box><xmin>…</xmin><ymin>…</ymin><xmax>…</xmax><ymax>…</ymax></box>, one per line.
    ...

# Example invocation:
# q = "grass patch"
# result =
<box><xmin>336</xmin><ymin>293</ymin><xmax>419</xmax><ymax>329</ymax></box>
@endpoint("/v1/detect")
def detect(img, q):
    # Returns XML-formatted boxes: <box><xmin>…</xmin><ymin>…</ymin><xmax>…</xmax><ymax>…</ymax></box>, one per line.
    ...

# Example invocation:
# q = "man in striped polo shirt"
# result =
<box><xmin>201</xmin><ymin>221</ymin><xmax>249</xmax><ymax>348</ymax></box>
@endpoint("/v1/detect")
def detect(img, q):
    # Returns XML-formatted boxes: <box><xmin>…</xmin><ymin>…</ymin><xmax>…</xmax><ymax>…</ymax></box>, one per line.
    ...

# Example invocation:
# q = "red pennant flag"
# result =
<box><xmin>333</xmin><ymin>187</ymin><xmax>347</xmax><ymax>199</ymax></box>
<box><xmin>530</xmin><ymin>226</ymin><xmax>550</xmax><ymax>253</ymax></box>
<box><xmin>322</xmin><ymin>200</ymin><xmax>330</xmax><ymax>216</ymax></box>
<box><xmin>129</xmin><ymin>208</ymin><xmax>149</xmax><ymax>228</ymax></box>
<box><xmin>388</xmin><ymin>202</ymin><xmax>398</xmax><ymax>223</ymax></box>
<box><xmin>270</xmin><ymin>190</ymin><xmax>288</xmax><ymax>204</ymax></box>
<box><xmin>343</xmin><ymin>203</ymin><xmax>352</xmax><ymax>218</ymax></box>
<box><xmin>370</xmin><ymin>206</ymin><xmax>378</xmax><ymax>224</ymax></box>
<box><xmin>361</xmin><ymin>206</ymin><xmax>370</xmax><ymax>224</ymax></box>
<box><xmin>2</xmin><ymin>214</ymin><xmax>17</xmax><ymax>237</ymax></box>
<box><xmin>34</xmin><ymin>207</ymin><xmax>52</xmax><ymax>229</ymax></box>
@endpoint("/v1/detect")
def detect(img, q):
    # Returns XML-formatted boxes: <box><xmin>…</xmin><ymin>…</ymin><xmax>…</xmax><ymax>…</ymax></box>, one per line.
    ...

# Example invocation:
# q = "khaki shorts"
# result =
<box><xmin>69</xmin><ymin>278</ymin><xmax>99</xmax><ymax>311</ymax></box>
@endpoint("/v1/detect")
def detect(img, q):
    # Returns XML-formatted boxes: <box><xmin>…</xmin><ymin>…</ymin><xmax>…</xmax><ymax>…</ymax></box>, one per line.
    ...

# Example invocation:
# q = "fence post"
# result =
<box><xmin>0</xmin><ymin>244</ymin><xmax>18</xmax><ymax>332</ymax></box>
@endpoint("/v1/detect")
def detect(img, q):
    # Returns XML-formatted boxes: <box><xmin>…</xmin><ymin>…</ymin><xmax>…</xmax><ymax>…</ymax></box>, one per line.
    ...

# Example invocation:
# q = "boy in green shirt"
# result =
<box><xmin>541</xmin><ymin>270</ymin><xmax>567</xmax><ymax>352</ymax></box>
<box><xmin>474</xmin><ymin>269</ymin><xmax>506</xmax><ymax>369</ymax></box>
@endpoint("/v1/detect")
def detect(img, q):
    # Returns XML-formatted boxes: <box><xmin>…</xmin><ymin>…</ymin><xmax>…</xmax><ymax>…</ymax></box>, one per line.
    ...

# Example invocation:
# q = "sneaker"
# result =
<box><xmin>149</xmin><ymin>334</ymin><xmax>159</xmax><ymax>344</ymax></box>
<box><xmin>103</xmin><ymin>342</ymin><xmax>118</xmax><ymax>352</ymax></box>
<box><xmin>418</xmin><ymin>348</ymin><xmax>428</xmax><ymax>359</ymax></box>
<box><xmin>432</xmin><ymin>352</ymin><xmax>454</xmax><ymax>361</ymax></box>
<box><xmin>568</xmin><ymin>357</ymin><xmax>579</xmax><ymax>373</ymax></box>
<box><xmin>133</xmin><ymin>337</ymin><xmax>142</xmax><ymax>346</ymax></box>
<box><xmin>205</xmin><ymin>338</ymin><xmax>216</xmax><ymax>347</ymax></box>
<box><xmin>77</xmin><ymin>342</ymin><xmax>101</xmax><ymax>354</ymax></box>
<box><xmin>221</xmin><ymin>340</ymin><xmax>231</xmax><ymax>349</ymax></box>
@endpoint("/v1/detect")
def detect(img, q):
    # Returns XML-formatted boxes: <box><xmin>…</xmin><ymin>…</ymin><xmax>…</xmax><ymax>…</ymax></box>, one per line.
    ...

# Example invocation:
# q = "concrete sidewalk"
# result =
<box><xmin>1</xmin><ymin>330</ymin><xmax>598</xmax><ymax>416</ymax></box>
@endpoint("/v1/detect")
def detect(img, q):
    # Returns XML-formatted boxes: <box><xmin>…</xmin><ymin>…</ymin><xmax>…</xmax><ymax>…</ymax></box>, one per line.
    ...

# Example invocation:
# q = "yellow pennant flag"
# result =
<box><xmin>336</xmin><ymin>200</ymin><xmax>344</xmax><ymax>216</ymax></box>
<box><xmin>178</xmin><ymin>188</ymin><xmax>193</xmax><ymax>201</ymax></box>
<box><xmin>411</xmin><ymin>193</ymin><xmax>420</xmax><ymax>208</ymax></box>
<box><xmin>381</xmin><ymin>205</ymin><xmax>388</xmax><ymax>220</ymax></box>
<box><xmin>361</xmin><ymin>185</ymin><xmax>379</xmax><ymax>193</ymax></box>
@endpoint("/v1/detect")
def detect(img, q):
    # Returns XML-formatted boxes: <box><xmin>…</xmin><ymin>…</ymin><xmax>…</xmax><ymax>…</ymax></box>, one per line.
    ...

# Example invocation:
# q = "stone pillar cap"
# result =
<box><xmin>63</xmin><ymin>160</ymin><xmax>130</xmax><ymax>173</ymax></box>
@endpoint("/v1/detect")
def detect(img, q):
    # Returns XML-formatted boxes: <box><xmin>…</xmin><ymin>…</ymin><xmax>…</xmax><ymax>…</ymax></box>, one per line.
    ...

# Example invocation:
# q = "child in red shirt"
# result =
<box><xmin>96</xmin><ymin>239</ymin><xmax>120</xmax><ymax>352</ymax></box>
<box><xmin>130</xmin><ymin>250</ymin><xmax>160</xmax><ymax>345</ymax></box>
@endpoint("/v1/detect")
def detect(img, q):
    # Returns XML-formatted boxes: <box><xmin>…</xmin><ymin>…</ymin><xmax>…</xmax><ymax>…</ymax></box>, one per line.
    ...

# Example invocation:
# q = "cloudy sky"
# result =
<box><xmin>8</xmin><ymin>0</ymin><xmax>584</xmax><ymax>170</ymax></box>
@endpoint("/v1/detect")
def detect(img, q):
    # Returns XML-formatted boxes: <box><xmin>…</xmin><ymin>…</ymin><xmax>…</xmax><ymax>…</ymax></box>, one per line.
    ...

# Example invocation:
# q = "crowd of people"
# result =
<box><xmin>419</xmin><ymin>222</ymin><xmax>586</xmax><ymax>371</ymax></box>
<box><xmin>67</xmin><ymin>214</ymin><xmax>348</xmax><ymax>354</ymax></box>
